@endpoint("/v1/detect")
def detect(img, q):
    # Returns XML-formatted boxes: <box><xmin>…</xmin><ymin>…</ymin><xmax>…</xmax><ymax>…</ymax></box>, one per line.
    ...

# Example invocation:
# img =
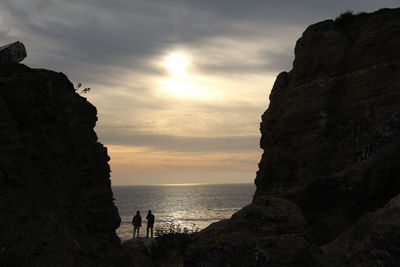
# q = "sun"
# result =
<box><xmin>159</xmin><ymin>51</ymin><xmax>212</xmax><ymax>99</ymax></box>
<box><xmin>163</xmin><ymin>53</ymin><xmax>189</xmax><ymax>75</ymax></box>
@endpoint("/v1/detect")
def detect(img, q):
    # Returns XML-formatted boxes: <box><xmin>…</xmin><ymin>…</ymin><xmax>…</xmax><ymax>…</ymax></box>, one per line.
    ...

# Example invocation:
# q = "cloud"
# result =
<box><xmin>191</xmin><ymin>43</ymin><xmax>294</xmax><ymax>76</ymax></box>
<box><xmin>99</xmin><ymin>131</ymin><xmax>260</xmax><ymax>153</ymax></box>
<box><xmin>1</xmin><ymin>1</ymin><xmax>237</xmax><ymax>69</ymax></box>
<box><xmin>2</xmin><ymin>0</ymin><xmax>394</xmax><ymax>84</ymax></box>
<box><xmin>260</xmin><ymin>47</ymin><xmax>294</xmax><ymax>73</ymax></box>
<box><xmin>107</xmin><ymin>144</ymin><xmax>261</xmax><ymax>184</ymax></box>
<box><xmin>1</xmin><ymin>0</ymin><xmax>398</xmax><ymax>184</ymax></box>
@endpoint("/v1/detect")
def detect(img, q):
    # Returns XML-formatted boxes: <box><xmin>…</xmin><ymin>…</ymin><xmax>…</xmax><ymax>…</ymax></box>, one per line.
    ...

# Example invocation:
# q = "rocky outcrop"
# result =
<box><xmin>0</xmin><ymin>41</ymin><xmax>27</xmax><ymax>64</ymax></box>
<box><xmin>256</xmin><ymin>7</ymin><xmax>400</xmax><ymax>244</ymax></box>
<box><xmin>185</xmin><ymin>196</ymin><xmax>314</xmax><ymax>266</ymax></box>
<box><xmin>0</xmin><ymin>63</ymin><xmax>122</xmax><ymax>266</ymax></box>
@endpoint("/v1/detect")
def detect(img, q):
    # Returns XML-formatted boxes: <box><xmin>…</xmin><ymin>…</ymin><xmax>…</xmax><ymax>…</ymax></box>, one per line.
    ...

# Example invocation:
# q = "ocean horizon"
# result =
<box><xmin>112</xmin><ymin>183</ymin><xmax>255</xmax><ymax>240</ymax></box>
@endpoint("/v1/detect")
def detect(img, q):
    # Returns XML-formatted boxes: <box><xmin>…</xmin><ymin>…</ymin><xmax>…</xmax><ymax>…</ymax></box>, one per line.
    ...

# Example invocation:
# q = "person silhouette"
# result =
<box><xmin>146</xmin><ymin>210</ymin><xmax>155</xmax><ymax>238</ymax></box>
<box><xmin>132</xmin><ymin>210</ymin><xmax>142</xmax><ymax>238</ymax></box>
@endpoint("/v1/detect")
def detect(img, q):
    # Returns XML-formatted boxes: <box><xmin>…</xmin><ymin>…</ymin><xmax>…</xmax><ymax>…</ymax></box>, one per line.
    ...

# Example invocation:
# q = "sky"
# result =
<box><xmin>0</xmin><ymin>1</ymin><xmax>398</xmax><ymax>185</ymax></box>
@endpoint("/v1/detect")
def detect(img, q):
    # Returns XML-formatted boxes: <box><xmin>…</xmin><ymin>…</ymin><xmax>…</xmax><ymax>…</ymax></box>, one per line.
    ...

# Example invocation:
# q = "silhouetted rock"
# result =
<box><xmin>0</xmin><ymin>64</ymin><xmax>122</xmax><ymax>266</ymax></box>
<box><xmin>255</xmin><ymin>7</ymin><xmax>400</xmax><ymax>244</ymax></box>
<box><xmin>0</xmin><ymin>41</ymin><xmax>27</xmax><ymax>64</ymax></box>
<box><xmin>317</xmin><ymin>193</ymin><xmax>400</xmax><ymax>267</ymax></box>
<box><xmin>185</xmin><ymin>196</ymin><xmax>313</xmax><ymax>267</ymax></box>
<box><xmin>121</xmin><ymin>239</ymin><xmax>154</xmax><ymax>267</ymax></box>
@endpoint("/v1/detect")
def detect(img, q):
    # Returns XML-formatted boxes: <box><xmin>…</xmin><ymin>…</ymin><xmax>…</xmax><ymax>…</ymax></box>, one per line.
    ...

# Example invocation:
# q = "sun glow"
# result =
<box><xmin>159</xmin><ymin>52</ymin><xmax>220</xmax><ymax>99</ymax></box>
<box><xmin>159</xmin><ymin>52</ymin><xmax>204</xmax><ymax>99</ymax></box>
<box><xmin>163</xmin><ymin>53</ymin><xmax>190</xmax><ymax>75</ymax></box>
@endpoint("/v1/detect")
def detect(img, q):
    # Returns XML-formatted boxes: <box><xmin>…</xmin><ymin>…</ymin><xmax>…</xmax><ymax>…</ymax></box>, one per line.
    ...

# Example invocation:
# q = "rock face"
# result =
<box><xmin>255</xmin><ymin>7</ymin><xmax>400</xmax><ymax>244</ymax></box>
<box><xmin>0</xmin><ymin>63</ymin><xmax>122</xmax><ymax>266</ymax></box>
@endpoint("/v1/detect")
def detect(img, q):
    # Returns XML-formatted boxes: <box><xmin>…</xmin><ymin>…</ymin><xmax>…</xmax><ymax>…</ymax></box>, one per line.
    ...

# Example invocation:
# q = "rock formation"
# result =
<box><xmin>184</xmin><ymin>196</ymin><xmax>314</xmax><ymax>266</ymax></box>
<box><xmin>255</xmin><ymin>7</ymin><xmax>400</xmax><ymax>245</ymax></box>
<box><xmin>0</xmin><ymin>61</ymin><xmax>122</xmax><ymax>266</ymax></box>
<box><xmin>0</xmin><ymin>41</ymin><xmax>27</xmax><ymax>64</ymax></box>
<box><xmin>154</xmin><ymin>7</ymin><xmax>400</xmax><ymax>267</ymax></box>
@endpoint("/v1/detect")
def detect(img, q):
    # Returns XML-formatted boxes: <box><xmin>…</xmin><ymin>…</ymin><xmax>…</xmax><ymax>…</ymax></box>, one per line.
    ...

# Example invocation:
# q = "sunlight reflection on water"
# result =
<box><xmin>112</xmin><ymin>183</ymin><xmax>255</xmax><ymax>240</ymax></box>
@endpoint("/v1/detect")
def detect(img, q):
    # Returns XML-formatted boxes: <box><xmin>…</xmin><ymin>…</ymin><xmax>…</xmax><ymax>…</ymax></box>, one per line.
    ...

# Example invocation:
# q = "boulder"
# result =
<box><xmin>0</xmin><ymin>41</ymin><xmax>27</xmax><ymax>64</ymax></box>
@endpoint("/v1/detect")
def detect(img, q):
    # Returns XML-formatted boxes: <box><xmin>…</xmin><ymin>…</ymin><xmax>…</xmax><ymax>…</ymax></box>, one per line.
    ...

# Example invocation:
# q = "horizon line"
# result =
<box><xmin>112</xmin><ymin>182</ymin><xmax>254</xmax><ymax>187</ymax></box>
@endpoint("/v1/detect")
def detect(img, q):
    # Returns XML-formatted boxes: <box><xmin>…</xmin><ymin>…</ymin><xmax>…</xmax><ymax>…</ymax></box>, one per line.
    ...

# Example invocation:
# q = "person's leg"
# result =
<box><xmin>133</xmin><ymin>227</ymin><xmax>137</xmax><ymax>238</ymax></box>
<box><xmin>146</xmin><ymin>225</ymin><xmax>149</xmax><ymax>238</ymax></box>
<box><xmin>150</xmin><ymin>225</ymin><xmax>153</xmax><ymax>238</ymax></box>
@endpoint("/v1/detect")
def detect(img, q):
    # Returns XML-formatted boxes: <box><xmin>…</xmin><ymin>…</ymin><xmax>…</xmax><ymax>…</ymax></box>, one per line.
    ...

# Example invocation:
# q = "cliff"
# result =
<box><xmin>0</xmin><ymin>63</ymin><xmax>122</xmax><ymax>266</ymax></box>
<box><xmin>154</xmin><ymin>8</ymin><xmax>400</xmax><ymax>267</ymax></box>
<box><xmin>255</xmin><ymin>7</ymin><xmax>400</xmax><ymax>244</ymax></box>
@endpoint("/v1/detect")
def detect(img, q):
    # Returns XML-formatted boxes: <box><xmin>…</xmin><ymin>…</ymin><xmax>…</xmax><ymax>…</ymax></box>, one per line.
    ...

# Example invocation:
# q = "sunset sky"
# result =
<box><xmin>0</xmin><ymin>1</ymin><xmax>398</xmax><ymax>185</ymax></box>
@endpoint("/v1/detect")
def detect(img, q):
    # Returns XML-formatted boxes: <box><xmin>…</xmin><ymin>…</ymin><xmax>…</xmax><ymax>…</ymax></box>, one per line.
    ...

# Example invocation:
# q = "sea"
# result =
<box><xmin>113</xmin><ymin>183</ymin><xmax>255</xmax><ymax>240</ymax></box>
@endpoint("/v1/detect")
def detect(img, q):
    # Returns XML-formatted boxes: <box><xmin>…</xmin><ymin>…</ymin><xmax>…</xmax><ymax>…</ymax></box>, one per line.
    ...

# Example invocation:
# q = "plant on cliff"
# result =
<box><xmin>75</xmin><ymin>82</ymin><xmax>91</xmax><ymax>94</ymax></box>
<box><xmin>335</xmin><ymin>10</ymin><xmax>354</xmax><ymax>23</ymax></box>
<box><xmin>335</xmin><ymin>10</ymin><xmax>367</xmax><ymax>26</ymax></box>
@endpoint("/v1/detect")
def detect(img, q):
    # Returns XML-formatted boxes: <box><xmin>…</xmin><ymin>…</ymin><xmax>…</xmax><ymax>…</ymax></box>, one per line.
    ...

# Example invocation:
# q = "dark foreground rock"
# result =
<box><xmin>0</xmin><ymin>63</ymin><xmax>123</xmax><ymax>266</ymax></box>
<box><xmin>121</xmin><ymin>239</ymin><xmax>154</xmax><ymax>267</ymax></box>
<box><xmin>318</xmin><ymin>193</ymin><xmax>400</xmax><ymax>267</ymax></box>
<box><xmin>184</xmin><ymin>196</ymin><xmax>314</xmax><ymax>267</ymax></box>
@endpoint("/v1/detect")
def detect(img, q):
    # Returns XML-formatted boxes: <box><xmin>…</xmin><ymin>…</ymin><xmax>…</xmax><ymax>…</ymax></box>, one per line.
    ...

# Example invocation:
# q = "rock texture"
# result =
<box><xmin>256</xmin><ymin>7</ymin><xmax>400</xmax><ymax>244</ymax></box>
<box><xmin>0</xmin><ymin>63</ymin><xmax>122</xmax><ymax>266</ymax></box>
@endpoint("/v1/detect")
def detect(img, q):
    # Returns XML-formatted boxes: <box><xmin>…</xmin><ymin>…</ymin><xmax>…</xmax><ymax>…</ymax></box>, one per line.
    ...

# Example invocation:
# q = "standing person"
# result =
<box><xmin>132</xmin><ymin>211</ymin><xmax>142</xmax><ymax>238</ymax></box>
<box><xmin>146</xmin><ymin>210</ymin><xmax>155</xmax><ymax>238</ymax></box>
